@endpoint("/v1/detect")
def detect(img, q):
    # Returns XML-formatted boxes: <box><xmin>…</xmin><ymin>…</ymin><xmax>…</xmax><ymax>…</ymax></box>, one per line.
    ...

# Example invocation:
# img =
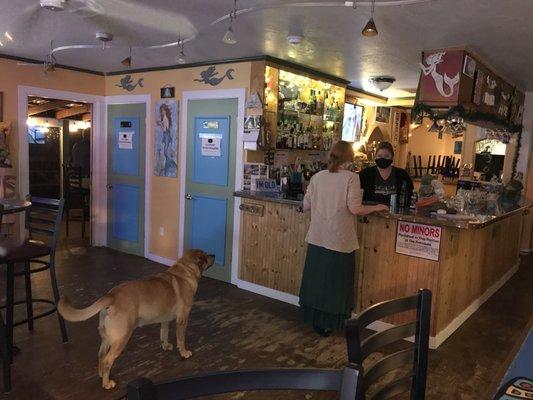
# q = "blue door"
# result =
<box><xmin>184</xmin><ymin>99</ymin><xmax>237</xmax><ymax>283</ymax></box>
<box><xmin>107</xmin><ymin>104</ymin><xmax>146</xmax><ymax>256</ymax></box>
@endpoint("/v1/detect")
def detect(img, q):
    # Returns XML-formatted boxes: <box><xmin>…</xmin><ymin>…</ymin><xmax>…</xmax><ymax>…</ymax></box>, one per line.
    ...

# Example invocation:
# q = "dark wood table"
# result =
<box><xmin>0</xmin><ymin>199</ymin><xmax>32</xmax><ymax>214</ymax></box>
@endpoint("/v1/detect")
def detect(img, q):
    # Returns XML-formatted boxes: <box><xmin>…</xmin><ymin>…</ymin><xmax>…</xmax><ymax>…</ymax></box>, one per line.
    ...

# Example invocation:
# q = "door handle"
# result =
<box><xmin>185</xmin><ymin>193</ymin><xmax>193</xmax><ymax>200</ymax></box>
<box><xmin>106</xmin><ymin>184</ymin><xmax>113</xmax><ymax>190</ymax></box>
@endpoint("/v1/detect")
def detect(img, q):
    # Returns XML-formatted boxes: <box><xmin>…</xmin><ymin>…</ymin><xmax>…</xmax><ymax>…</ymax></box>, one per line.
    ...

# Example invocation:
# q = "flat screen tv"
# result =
<box><xmin>342</xmin><ymin>103</ymin><xmax>363</xmax><ymax>142</ymax></box>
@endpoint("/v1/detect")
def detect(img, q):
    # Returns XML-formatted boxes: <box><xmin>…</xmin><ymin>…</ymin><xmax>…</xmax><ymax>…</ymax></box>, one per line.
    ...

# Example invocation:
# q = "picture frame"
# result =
<box><xmin>374</xmin><ymin>106</ymin><xmax>391</xmax><ymax>124</ymax></box>
<box><xmin>463</xmin><ymin>55</ymin><xmax>476</xmax><ymax>79</ymax></box>
<box><xmin>454</xmin><ymin>140</ymin><xmax>463</xmax><ymax>155</ymax></box>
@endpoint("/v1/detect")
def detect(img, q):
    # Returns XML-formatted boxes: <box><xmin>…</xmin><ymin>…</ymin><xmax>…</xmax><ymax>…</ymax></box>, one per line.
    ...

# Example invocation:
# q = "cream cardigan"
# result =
<box><xmin>303</xmin><ymin>169</ymin><xmax>362</xmax><ymax>253</ymax></box>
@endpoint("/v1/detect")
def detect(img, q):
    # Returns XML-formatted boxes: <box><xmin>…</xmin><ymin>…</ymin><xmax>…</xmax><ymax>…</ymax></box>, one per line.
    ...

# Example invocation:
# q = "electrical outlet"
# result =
<box><xmin>159</xmin><ymin>226</ymin><xmax>165</xmax><ymax>236</ymax></box>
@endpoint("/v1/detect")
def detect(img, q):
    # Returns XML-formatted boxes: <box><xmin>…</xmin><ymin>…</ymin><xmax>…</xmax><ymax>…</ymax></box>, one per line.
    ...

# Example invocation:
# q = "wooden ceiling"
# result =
<box><xmin>27</xmin><ymin>97</ymin><xmax>91</xmax><ymax>121</ymax></box>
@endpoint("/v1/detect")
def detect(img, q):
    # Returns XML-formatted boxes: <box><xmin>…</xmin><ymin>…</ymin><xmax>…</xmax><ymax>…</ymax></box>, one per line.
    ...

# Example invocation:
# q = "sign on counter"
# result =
<box><xmin>395</xmin><ymin>221</ymin><xmax>442</xmax><ymax>261</ymax></box>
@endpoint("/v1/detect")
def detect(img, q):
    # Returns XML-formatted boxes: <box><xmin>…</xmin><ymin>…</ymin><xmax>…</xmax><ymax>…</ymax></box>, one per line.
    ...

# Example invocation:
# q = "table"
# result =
<box><xmin>0</xmin><ymin>199</ymin><xmax>32</xmax><ymax>215</ymax></box>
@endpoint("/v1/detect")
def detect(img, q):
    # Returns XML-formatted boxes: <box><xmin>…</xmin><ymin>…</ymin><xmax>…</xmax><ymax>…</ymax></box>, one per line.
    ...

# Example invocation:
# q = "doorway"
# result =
<box><xmin>183</xmin><ymin>98</ymin><xmax>238</xmax><ymax>283</ymax></box>
<box><xmin>106</xmin><ymin>103</ymin><xmax>146</xmax><ymax>256</ymax></box>
<box><xmin>26</xmin><ymin>96</ymin><xmax>92</xmax><ymax>244</ymax></box>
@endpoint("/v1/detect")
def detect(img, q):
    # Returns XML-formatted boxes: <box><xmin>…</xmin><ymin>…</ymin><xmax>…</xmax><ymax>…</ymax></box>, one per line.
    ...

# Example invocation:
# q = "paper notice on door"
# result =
<box><xmin>199</xmin><ymin>133</ymin><xmax>222</xmax><ymax>157</ymax></box>
<box><xmin>118</xmin><ymin>131</ymin><xmax>134</xmax><ymax>149</ymax></box>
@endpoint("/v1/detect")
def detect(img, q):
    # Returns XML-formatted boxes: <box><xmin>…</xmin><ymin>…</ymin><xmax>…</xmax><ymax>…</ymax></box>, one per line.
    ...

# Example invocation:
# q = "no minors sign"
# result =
<box><xmin>395</xmin><ymin>221</ymin><xmax>442</xmax><ymax>261</ymax></box>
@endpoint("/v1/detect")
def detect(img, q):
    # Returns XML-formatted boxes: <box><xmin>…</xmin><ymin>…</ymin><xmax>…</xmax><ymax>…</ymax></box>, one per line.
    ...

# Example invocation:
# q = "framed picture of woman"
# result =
<box><xmin>375</xmin><ymin>106</ymin><xmax>391</xmax><ymax>124</ymax></box>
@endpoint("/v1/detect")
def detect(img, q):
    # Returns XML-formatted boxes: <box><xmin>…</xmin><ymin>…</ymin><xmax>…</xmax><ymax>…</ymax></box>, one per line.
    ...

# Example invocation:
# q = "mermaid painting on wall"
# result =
<box><xmin>155</xmin><ymin>100</ymin><xmax>178</xmax><ymax>177</ymax></box>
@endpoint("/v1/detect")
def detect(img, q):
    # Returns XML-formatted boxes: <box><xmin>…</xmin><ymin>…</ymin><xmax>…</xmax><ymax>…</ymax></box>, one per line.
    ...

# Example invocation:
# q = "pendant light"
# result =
<box><xmin>121</xmin><ymin>47</ymin><xmax>132</xmax><ymax>67</ymax></box>
<box><xmin>362</xmin><ymin>0</ymin><xmax>378</xmax><ymax>37</ymax></box>
<box><xmin>177</xmin><ymin>36</ymin><xmax>186</xmax><ymax>64</ymax></box>
<box><xmin>428</xmin><ymin>120</ymin><xmax>441</xmax><ymax>133</ymax></box>
<box><xmin>223</xmin><ymin>0</ymin><xmax>238</xmax><ymax>45</ymax></box>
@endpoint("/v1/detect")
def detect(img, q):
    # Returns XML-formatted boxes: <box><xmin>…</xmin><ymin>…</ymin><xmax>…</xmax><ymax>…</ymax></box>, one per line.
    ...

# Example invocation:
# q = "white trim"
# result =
<box><xmin>361</xmin><ymin>260</ymin><xmax>520</xmax><ymax>349</ymax></box>
<box><xmin>17</xmin><ymin>86</ymin><xmax>106</xmax><ymax>244</ymax></box>
<box><xmin>235</xmin><ymin>279</ymin><xmax>300</xmax><ymax>306</ymax></box>
<box><xmin>179</xmin><ymin>88</ymin><xmax>246</xmax><ymax>285</ymax></box>
<box><xmin>147</xmin><ymin>252</ymin><xmax>176</xmax><ymax>267</ymax></box>
<box><xmin>105</xmin><ymin>95</ymin><xmax>151</xmax><ymax>257</ymax></box>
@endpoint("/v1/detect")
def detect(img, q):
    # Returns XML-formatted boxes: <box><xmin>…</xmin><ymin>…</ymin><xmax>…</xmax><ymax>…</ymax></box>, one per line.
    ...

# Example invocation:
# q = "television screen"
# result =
<box><xmin>342</xmin><ymin>103</ymin><xmax>363</xmax><ymax>142</ymax></box>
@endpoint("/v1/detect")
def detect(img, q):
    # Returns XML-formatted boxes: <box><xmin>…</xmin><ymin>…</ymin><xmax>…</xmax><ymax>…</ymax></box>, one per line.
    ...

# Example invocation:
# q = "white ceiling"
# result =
<box><xmin>1</xmin><ymin>0</ymin><xmax>532</xmax><ymax>96</ymax></box>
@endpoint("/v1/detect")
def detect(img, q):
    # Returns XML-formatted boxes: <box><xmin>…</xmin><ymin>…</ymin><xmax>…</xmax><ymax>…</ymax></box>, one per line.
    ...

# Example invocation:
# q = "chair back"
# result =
<box><xmin>127</xmin><ymin>364</ymin><xmax>363</xmax><ymax>400</ymax></box>
<box><xmin>25</xmin><ymin>196</ymin><xmax>65</xmax><ymax>252</ymax></box>
<box><xmin>63</xmin><ymin>165</ymin><xmax>82</xmax><ymax>193</ymax></box>
<box><xmin>345</xmin><ymin>289</ymin><xmax>432</xmax><ymax>400</ymax></box>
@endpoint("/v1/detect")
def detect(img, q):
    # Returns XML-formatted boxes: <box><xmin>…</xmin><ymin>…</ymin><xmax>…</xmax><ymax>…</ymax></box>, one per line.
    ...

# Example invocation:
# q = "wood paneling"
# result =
<box><xmin>239</xmin><ymin>198</ymin><xmax>309</xmax><ymax>295</ymax></box>
<box><xmin>237</xmin><ymin>198</ymin><xmax>525</xmax><ymax>339</ymax></box>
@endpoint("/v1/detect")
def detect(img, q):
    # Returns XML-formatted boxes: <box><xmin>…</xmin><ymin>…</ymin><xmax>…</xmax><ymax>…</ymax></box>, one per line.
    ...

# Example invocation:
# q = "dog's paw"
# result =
<box><xmin>161</xmin><ymin>342</ymin><xmax>174</xmax><ymax>351</ymax></box>
<box><xmin>179</xmin><ymin>349</ymin><xmax>192</xmax><ymax>359</ymax></box>
<box><xmin>103</xmin><ymin>379</ymin><xmax>116</xmax><ymax>390</ymax></box>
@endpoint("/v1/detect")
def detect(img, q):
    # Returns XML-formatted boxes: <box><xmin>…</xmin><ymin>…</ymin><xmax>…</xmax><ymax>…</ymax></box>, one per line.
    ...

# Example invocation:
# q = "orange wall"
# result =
<box><xmin>105</xmin><ymin>62</ymin><xmax>253</xmax><ymax>260</ymax></box>
<box><xmin>0</xmin><ymin>58</ymin><xmax>105</xmax><ymax>170</ymax></box>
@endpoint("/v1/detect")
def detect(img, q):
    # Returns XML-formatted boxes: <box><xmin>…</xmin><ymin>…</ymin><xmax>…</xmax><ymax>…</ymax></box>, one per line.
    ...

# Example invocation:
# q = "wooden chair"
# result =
<box><xmin>345</xmin><ymin>289</ymin><xmax>432</xmax><ymax>400</ymax></box>
<box><xmin>127</xmin><ymin>364</ymin><xmax>363</xmax><ymax>400</ymax></box>
<box><xmin>0</xmin><ymin>196</ymin><xmax>68</xmax><ymax>388</ymax></box>
<box><xmin>63</xmin><ymin>164</ymin><xmax>89</xmax><ymax>238</ymax></box>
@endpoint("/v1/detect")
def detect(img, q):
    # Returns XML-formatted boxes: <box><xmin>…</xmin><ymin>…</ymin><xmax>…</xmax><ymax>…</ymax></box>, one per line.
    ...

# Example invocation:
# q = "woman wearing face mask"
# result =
<box><xmin>359</xmin><ymin>141</ymin><xmax>414</xmax><ymax>206</ymax></box>
<box><xmin>299</xmin><ymin>141</ymin><xmax>388</xmax><ymax>337</ymax></box>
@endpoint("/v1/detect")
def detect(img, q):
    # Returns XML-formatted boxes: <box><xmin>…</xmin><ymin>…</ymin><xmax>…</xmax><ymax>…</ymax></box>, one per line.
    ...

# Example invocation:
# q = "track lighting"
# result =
<box><xmin>121</xmin><ymin>47</ymin><xmax>132</xmax><ymax>67</ymax></box>
<box><xmin>177</xmin><ymin>37</ymin><xmax>186</xmax><ymax>64</ymax></box>
<box><xmin>362</xmin><ymin>0</ymin><xmax>378</xmax><ymax>37</ymax></box>
<box><xmin>223</xmin><ymin>0</ymin><xmax>238</xmax><ymax>45</ymax></box>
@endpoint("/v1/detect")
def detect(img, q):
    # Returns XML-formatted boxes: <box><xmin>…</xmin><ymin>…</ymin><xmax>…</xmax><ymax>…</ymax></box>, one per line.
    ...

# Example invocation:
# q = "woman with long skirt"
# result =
<box><xmin>299</xmin><ymin>141</ymin><xmax>388</xmax><ymax>336</ymax></box>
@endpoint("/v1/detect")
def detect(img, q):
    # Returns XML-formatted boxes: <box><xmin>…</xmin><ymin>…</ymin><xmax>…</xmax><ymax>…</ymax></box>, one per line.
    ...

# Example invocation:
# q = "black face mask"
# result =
<box><xmin>375</xmin><ymin>158</ymin><xmax>393</xmax><ymax>169</ymax></box>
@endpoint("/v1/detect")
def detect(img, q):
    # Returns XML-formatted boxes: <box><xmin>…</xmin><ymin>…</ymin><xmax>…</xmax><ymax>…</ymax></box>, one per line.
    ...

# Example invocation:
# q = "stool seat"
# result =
<box><xmin>0</xmin><ymin>240</ymin><xmax>50</xmax><ymax>263</ymax></box>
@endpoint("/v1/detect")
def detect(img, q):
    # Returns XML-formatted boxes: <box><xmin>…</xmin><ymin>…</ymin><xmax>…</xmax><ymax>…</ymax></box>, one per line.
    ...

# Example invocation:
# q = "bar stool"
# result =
<box><xmin>0</xmin><ymin>197</ymin><xmax>67</xmax><ymax>392</ymax></box>
<box><xmin>0</xmin><ymin>204</ymin><xmax>11</xmax><ymax>392</ymax></box>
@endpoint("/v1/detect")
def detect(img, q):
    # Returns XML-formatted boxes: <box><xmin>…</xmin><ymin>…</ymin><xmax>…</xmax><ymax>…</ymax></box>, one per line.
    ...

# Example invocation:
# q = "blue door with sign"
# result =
<box><xmin>184</xmin><ymin>99</ymin><xmax>237</xmax><ymax>283</ymax></box>
<box><xmin>107</xmin><ymin>104</ymin><xmax>145</xmax><ymax>256</ymax></box>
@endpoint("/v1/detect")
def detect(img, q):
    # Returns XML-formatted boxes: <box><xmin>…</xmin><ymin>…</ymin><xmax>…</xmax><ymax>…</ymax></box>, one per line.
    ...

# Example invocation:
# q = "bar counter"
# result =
<box><xmin>234</xmin><ymin>190</ymin><xmax>532</xmax><ymax>347</ymax></box>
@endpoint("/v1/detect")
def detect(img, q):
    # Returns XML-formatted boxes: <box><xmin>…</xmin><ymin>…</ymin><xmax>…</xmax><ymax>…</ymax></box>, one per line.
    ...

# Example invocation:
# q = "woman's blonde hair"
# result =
<box><xmin>327</xmin><ymin>140</ymin><xmax>354</xmax><ymax>173</ymax></box>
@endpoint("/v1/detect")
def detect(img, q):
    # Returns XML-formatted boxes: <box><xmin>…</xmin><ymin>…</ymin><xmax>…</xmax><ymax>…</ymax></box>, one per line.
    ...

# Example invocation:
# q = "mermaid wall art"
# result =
<box><xmin>154</xmin><ymin>100</ymin><xmax>179</xmax><ymax>177</ymax></box>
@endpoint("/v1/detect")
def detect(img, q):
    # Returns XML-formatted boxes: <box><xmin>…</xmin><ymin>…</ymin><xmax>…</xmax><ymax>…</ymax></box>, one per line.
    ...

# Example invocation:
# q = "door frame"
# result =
<box><xmin>179</xmin><ymin>89</ymin><xmax>245</xmax><ymax>284</ymax></box>
<box><xmin>17</xmin><ymin>85</ymin><xmax>106</xmax><ymax>244</ymax></box>
<box><xmin>105</xmin><ymin>95</ymin><xmax>151</xmax><ymax>258</ymax></box>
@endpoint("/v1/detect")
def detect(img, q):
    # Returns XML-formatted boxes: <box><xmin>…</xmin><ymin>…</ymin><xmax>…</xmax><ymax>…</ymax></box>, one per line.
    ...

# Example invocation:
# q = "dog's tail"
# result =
<box><xmin>58</xmin><ymin>296</ymin><xmax>113</xmax><ymax>322</ymax></box>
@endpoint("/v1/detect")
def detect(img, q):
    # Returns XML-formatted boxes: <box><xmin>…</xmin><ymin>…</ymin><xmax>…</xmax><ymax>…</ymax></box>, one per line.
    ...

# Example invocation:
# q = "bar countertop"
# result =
<box><xmin>234</xmin><ymin>190</ymin><xmax>532</xmax><ymax>230</ymax></box>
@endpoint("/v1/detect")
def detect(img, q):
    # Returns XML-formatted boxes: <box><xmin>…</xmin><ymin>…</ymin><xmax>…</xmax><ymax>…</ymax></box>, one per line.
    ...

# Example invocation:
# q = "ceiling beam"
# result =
<box><xmin>81</xmin><ymin>113</ymin><xmax>92</xmax><ymax>121</ymax></box>
<box><xmin>28</xmin><ymin>100</ymin><xmax>72</xmax><ymax>116</ymax></box>
<box><xmin>55</xmin><ymin>105</ymin><xmax>91</xmax><ymax>120</ymax></box>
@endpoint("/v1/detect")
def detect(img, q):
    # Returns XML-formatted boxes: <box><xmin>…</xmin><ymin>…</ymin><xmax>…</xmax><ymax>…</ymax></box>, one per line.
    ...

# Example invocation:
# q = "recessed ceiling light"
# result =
<box><xmin>0</xmin><ymin>41</ymin><xmax>3</xmax><ymax>47</ymax></box>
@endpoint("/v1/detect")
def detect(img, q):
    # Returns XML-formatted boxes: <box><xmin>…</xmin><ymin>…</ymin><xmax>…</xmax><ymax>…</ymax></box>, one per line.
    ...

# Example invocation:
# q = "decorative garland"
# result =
<box><xmin>411</xmin><ymin>103</ymin><xmax>523</xmax><ymax>133</ymax></box>
<box><xmin>412</xmin><ymin>103</ymin><xmax>524</xmax><ymax>178</ymax></box>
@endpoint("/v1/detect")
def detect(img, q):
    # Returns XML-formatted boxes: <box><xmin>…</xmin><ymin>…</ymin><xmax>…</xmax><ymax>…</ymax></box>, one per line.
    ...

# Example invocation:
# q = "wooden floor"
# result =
<box><xmin>0</xmin><ymin>234</ymin><xmax>531</xmax><ymax>399</ymax></box>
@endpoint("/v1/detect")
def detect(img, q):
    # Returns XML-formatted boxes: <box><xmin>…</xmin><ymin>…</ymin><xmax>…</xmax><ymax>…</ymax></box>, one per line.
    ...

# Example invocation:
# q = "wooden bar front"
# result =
<box><xmin>237</xmin><ymin>195</ymin><xmax>527</xmax><ymax>347</ymax></box>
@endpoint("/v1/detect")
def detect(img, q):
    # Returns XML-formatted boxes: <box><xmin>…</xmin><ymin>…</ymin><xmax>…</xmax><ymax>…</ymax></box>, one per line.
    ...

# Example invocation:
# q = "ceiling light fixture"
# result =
<box><xmin>0</xmin><ymin>41</ymin><xmax>3</xmax><ymax>47</ymax></box>
<box><xmin>362</xmin><ymin>0</ymin><xmax>378</xmax><ymax>37</ymax></box>
<box><xmin>121</xmin><ymin>47</ymin><xmax>132</xmax><ymax>67</ymax></box>
<box><xmin>40</xmin><ymin>0</ymin><xmax>65</xmax><ymax>12</ymax></box>
<box><xmin>4</xmin><ymin>32</ymin><xmax>13</xmax><ymax>41</ymax></box>
<box><xmin>177</xmin><ymin>35</ymin><xmax>186</xmax><ymax>64</ymax></box>
<box><xmin>287</xmin><ymin>34</ymin><xmax>303</xmax><ymax>45</ymax></box>
<box><xmin>369</xmin><ymin>76</ymin><xmax>395</xmax><ymax>91</ymax></box>
<box><xmin>223</xmin><ymin>0</ymin><xmax>238</xmax><ymax>45</ymax></box>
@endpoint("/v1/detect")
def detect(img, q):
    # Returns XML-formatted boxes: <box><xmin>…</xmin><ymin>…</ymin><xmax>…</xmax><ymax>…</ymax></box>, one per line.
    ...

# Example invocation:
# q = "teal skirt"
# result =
<box><xmin>299</xmin><ymin>244</ymin><xmax>356</xmax><ymax>332</ymax></box>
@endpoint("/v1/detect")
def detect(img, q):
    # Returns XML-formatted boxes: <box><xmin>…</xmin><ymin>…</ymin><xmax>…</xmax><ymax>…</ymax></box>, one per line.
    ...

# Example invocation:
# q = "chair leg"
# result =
<box><xmin>65</xmin><ymin>205</ymin><xmax>70</xmax><ymax>237</ymax></box>
<box><xmin>48</xmin><ymin>258</ymin><xmax>68</xmax><ymax>343</ymax></box>
<box><xmin>24</xmin><ymin>261</ymin><xmax>34</xmax><ymax>331</ymax></box>
<box><xmin>81</xmin><ymin>198</ymin><xmax>86</xmax><ymax>239</ymax></box>
<box><xmin>5</xmin><ymin>263</ymin><xmax>14</xmax><ymax>365</ymax></box>
<box><xmin>0</xmin><ymin>314</ymin><xmax>11</xmax><ymax>392</ymax></box>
